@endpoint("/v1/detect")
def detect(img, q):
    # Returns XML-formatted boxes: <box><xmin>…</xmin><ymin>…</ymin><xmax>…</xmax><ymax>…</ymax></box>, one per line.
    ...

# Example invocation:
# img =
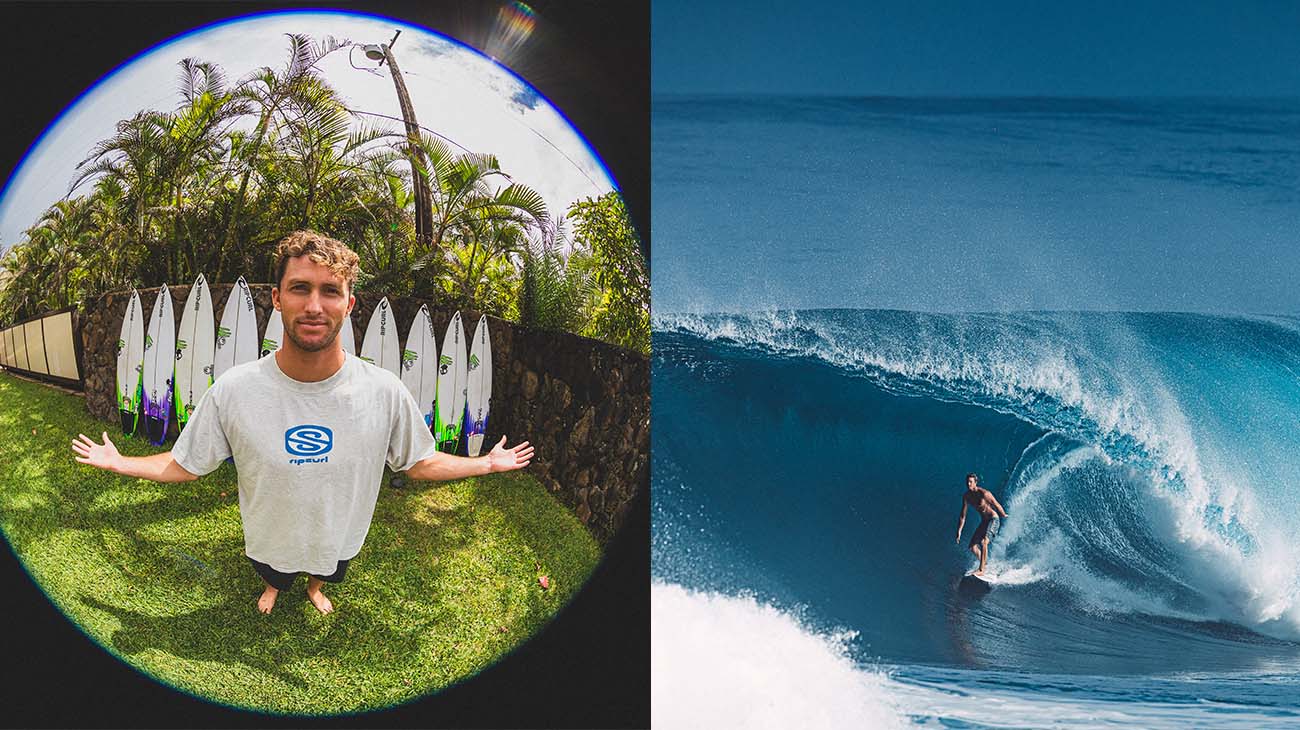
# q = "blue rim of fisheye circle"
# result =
<box><xmin>0</xmin><ymin>7</ymin><xmax>620</xmax><ymax>224</ymax></box>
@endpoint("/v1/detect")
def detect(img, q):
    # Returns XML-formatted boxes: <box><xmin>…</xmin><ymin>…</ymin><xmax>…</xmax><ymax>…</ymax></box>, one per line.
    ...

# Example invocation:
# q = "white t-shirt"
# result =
<box><xmin>172</xmin><ymin>352</ymin><xmax>438</xmax><ymax>574</ymax></box>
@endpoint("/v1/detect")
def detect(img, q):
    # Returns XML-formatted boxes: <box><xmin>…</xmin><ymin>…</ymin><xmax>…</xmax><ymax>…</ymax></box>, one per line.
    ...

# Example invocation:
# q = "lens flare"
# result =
<box><xmin>485</xmin><ymin>1</ymin><xmax>537</xmax><ymax>62</ymax></box>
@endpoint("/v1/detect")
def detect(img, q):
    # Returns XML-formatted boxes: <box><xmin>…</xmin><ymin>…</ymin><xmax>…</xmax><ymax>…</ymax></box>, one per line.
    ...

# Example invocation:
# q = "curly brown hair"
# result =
<box><xmin>273</xmin><ymin>230</ymin><xmax>360</xmax><ymax>292</ymax></box>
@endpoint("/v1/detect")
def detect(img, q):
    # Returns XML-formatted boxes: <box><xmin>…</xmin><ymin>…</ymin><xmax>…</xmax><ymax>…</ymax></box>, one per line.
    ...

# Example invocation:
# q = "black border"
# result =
<box><xmin>0</xmin><ymin>2</ymin><xmax>649</xmax><ymax>727</ymax></box>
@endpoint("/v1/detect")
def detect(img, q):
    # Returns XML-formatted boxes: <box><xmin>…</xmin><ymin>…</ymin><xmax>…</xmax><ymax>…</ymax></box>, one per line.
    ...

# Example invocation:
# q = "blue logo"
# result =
<box><xmin>285</xmin><ymin>425</ymin><xmax>333</xmax><ymax>456</ymax></box>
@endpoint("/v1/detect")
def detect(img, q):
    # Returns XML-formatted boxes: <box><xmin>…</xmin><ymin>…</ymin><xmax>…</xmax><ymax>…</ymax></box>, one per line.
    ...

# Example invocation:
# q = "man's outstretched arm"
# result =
<box><xmin>71</xmin><ymin>432</ymin><xmax>199</xmax><ymax>483</ymax></box>
<box><xmin>405</xmin><ymin>436</ymin><xmax>534</xmax><ymax>482</ymax></box>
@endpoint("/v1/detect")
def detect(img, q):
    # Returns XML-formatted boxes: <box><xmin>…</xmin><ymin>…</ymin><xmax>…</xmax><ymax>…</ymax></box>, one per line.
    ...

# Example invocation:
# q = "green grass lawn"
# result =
<box><xmin>0</xmin><ymin>371</ymin><xmax>600</xmax><ymax>714</ymax></box>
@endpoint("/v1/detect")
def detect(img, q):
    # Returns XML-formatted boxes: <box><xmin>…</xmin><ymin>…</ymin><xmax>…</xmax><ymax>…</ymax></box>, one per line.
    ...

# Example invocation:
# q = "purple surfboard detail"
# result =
<box><xmin>467</xmin><ymin>406</ymin><xmax>488</xmax><ymax>438</ymax></box>
<box><xmin>463</xmin><ymin>403</ymin><xmax>489</xmax><ymax>455</ymax></box>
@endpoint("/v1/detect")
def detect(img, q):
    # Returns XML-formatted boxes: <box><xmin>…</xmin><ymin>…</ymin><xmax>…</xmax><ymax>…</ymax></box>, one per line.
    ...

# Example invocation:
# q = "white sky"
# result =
<box><xmin>0</xmin><ymin>10</ymin><xmax>615</xmax><ymax>251</ymax></box>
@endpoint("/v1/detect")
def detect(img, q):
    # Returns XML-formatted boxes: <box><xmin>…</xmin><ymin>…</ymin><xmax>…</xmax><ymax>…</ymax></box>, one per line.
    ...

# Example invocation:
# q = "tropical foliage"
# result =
<box><xmin>519</xmin><ymin>216</ymin><xmax>593</xmax><ymax>334</ymax></box>
<box><xmin>0</xmin><ymin>35</ymin><xmax>649</xmax><ymax>354</ymax></box>
<box><xmin>567</xmin><ymin>193</ymin><xmax>650</xmax><ymax>354</ymax></box>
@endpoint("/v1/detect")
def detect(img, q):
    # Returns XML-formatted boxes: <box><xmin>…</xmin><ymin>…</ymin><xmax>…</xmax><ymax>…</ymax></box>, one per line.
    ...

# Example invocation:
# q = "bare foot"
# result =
<box><xmin>306</xmin><ymin>578</ymin><xmax>334</xmax><ymax>614</ymax></box>
<box><xmin>307</xmin><ymin>589</ymin><xmax>334</xmax><ymax>614</ymax></box>
<box><xmin>974</xmin><ymin>570</ymin><xmax>985</xmax><ymax>577</ymax></box>
<box><xmin>257</xmin><ymin>584</ymin><xmax>279</xmax><ymax>614</ymax></box>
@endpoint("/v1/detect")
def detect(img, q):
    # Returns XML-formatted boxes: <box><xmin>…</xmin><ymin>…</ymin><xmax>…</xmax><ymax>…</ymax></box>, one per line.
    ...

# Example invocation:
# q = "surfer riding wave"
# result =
<box><xmin>955</xmin><ymin>473</ymin><xmax>1008</xmax><ymax>577</ymax></box>
<box><xmin>654</xmin><ymin>310</ymin><xmax>1300</xmax><ymax>676</ymax></box>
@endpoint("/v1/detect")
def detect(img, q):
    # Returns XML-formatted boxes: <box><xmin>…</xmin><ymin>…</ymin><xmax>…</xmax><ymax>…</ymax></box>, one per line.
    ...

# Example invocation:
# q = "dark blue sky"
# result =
<box><xmin>654</xmin><ymin>1</ymin><xmax>1300</xmax><ymax>97</ymax></box>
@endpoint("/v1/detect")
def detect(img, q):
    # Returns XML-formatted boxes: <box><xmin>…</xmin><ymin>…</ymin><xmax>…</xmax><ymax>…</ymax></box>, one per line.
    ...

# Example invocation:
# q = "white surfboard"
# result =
<box><xmin>115</xmin><ymin>289</ymin><xmax>146</xmax><ymax>436</ymax></box>
<box><xmin>142</xmin><ymin>285</ymin><xmax>176</xmax><ymax>445</ymax></box>
<box><xmin>399</xmin><ymin>304</ymin><xmax>438</xmax><ymax>428</ymax></box>
<box><xmin>174</xmin><ymin>274</ymin><xmax>215</xmax><ymax>429</ymax></box>
<box><xmin>360</xmin><ymin>296</ymin><xmax>401</xmax><ymax>376</ymax></box>
<box><xmin>465</xmin><ymin>315</ymin><xmax>492</xmax><ymax>456</ymax></box>
<box><xmin>435</xmin><ymin>311</ymin><xmax>468</xmax><ymax>453</ymax></box>
<box><xmin>260</xmin><ymin>307</ymin><xmax>284</xmax><ymax>358</ymax></box>
<box><xmin>214</xmin><ymin>276</ymin><xmax>258</xmax><ymax>381</ymax></box>
<box><xmin>339</xmin><ymin>314</ymin><xmax>356</xmax><ymax>355</ymax></box>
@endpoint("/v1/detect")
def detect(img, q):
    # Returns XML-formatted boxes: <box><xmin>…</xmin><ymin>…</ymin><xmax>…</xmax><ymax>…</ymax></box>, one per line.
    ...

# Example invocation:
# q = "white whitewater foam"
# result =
<box><xmin>651</xmin><ymin>581</ymin><xmax>907</xmax><ymax>730</ymax></box>
<box><xmin>651</xmin><ymin>583</ymin><xmax>1296</xmax><ymax>729</ymax></box>
<box><xmin>993</xmin><ymin>443</ymin><xmax>1204</xmax><ymax>618</ymax></box>
<box><xmin>973</xmin><ymin>563</ymin><xmax>1045</xmax><ymax>586</ymax></box>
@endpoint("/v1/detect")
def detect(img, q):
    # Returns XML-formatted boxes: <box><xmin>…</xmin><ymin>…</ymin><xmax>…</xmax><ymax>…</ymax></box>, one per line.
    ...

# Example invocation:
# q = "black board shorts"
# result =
<box><xmin>248</xmin><ymin>556</ymin><xmax>351</xmax><ymax>591</ymax></box>
<box><xmin>969</xmin><ymin>516</ymin><xmax>999</xmax><ymax>548</ymax></box>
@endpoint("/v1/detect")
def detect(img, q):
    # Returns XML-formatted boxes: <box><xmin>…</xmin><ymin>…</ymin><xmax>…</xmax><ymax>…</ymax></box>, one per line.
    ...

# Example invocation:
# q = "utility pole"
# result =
<box><xmin>376</xmin><ymin>31</ymin><xmax>435</xmax><ymax>249</ymax></box>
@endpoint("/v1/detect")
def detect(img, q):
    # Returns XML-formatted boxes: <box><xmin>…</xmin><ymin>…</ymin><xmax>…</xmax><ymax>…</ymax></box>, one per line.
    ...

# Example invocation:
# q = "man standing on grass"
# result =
<box><xmin>72</xmin><ymin>230</ymin><xmax>533</xmax><ymax>615</ymax></box>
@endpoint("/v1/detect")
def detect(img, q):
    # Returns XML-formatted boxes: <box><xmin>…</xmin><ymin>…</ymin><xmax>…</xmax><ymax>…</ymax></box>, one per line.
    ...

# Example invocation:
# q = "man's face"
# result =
<box><xmin>272</xmin><ymin>255</ymin><xmax>354</xmax><ymax>354</ymax></box>
<box><xmin>966</xmin><ymin>476</ymin><xmax>978</xmax><ymax>491</ymax></box>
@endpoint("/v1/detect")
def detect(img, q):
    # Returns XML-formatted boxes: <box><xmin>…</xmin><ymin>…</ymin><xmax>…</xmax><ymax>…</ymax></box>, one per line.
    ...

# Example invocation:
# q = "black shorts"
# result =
<box><xmin>248</xmin><ymin>556</ymin><xmax>350</xmax><ymax>591</ymax></box>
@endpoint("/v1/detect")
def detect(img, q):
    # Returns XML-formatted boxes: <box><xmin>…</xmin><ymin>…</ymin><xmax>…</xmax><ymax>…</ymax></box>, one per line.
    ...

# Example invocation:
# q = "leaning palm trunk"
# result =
<box><xmin>219</xmin><ymin>108</ymin><xmax>272</xmax><ymax>277</ymax></box>
<box><xmin>381</xmin><ymin>46</ymin><xmax>435</xmax><ymax>249</ymax></box>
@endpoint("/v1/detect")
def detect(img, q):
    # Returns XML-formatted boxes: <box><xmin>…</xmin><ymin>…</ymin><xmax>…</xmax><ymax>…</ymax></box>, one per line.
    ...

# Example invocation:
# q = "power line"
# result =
<box><xmin>382</xmin><ymin>67</ymin><xmax>605</xmax><ymax>192</ymax></box>
<box><xmin>344</xmin><ymin>107</ymin><xmax>475</xmax><ymax>156</ymax></box>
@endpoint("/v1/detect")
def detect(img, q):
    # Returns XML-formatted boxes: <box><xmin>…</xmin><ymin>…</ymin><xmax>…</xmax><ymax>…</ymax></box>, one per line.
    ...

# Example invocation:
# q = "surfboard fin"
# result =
<box><xmin>151</xmin><ymin>394</ymin><xmax>173</xmax><ymax>445</ymax></box>
<box><xmin>465</xmin><ymin>404</ymin><xmax>488</xmax><ymax>456</ymax></box>
<box><xmin>146</xmin><ymin>416</ymin><xmax>163</xmax><ymax>445</ymax></box>
<box><xmin>121</xmin><ymin>381</ymin><xmax>143</xmax><ymax>437</ymax></box>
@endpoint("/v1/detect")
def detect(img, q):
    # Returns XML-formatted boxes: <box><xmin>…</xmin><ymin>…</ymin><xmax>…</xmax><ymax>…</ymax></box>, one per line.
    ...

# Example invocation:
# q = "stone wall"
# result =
<box><xmin>81</xmin><ymin>284</ymin><xmax>648</xmax><ymax>543</ymax></box>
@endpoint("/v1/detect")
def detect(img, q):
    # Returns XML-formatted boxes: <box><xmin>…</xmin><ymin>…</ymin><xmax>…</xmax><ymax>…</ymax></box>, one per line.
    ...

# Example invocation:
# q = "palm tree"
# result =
<box><xmin>81</xmin><ymin>175</ymin><xmax>144</xmax><ymax>297</ymax></box>
<box><xmin>439</xmin><ymin>213</ymin><xmax>528</xmax><ymax>312</ymax></box>
<box><xmin>405</xmin><ymin>133</ymin><xmax>548</xmax><ymax>297</ymax></box>
<box><xmin>164</xmin><ymin>58</ymin><xmax>243</xmax><ymax>280</ymax></box>
<box><xmin>518</xmin><ymin>217</ymin><xmax>594</xmax><ymax>333</ymax></box>
<box><xmin>272</xmin><ymin>74</ymin><xmax>397</xmax><ymax>232</ymax></box>
<box><xmin>70</xmin><ymin>109</ymin><xmax>171</xmax><ymax>278</ymax></box>
<box><xmin>69</xmin><ymin>55</ymin><xmax>240</xmax><ymax>280</ymax></box>
<box><xmin>0</xmin><ymin>241</ymin><xmax>46</xmax><ymax>322</ymax></box>
<box><xmin>349</xmin><ymin>152</ymin><xmax>418</xmax><ymax>294</ymax></box>
<box><xmin>28</xmin><ymin>199</ymin><xmax>91</xmax><ymax>309</ymax></box>
<box><xmin>219</xmin><ymin>33</ymin><xmax>349</xmax><ymax>276</ymax></box>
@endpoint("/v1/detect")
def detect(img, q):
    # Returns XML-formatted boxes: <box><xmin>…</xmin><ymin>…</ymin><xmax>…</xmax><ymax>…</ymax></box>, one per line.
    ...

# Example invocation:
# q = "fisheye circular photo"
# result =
<box><xmin>0</xmin><ymin>5</ymin><xmax>648</xmax><ymax>718</ymax></box>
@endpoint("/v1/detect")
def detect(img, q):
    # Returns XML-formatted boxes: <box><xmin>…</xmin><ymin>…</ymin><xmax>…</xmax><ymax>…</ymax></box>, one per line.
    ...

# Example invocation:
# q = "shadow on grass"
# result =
<box><xmin>77</xmin><ymin>592</ymin><xmax>313</xmax><ymax>692</ymax></box>
<box><xmin>69</xmin><ymin>509</ymin><xmax>479</xmax><ymax>710</ymax></box>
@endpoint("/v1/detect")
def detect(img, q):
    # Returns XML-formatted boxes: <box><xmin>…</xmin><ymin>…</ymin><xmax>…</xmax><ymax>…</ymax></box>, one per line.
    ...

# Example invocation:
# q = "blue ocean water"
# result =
<box><xmin>653</xmin><ymin>96</ymin><xmax>1300</xmax><ymax>314</ymax></box>
<box><xmin>651</xmin><ymin>98</ymin><xmax>1300</xmax><ymax>728</ymax></box>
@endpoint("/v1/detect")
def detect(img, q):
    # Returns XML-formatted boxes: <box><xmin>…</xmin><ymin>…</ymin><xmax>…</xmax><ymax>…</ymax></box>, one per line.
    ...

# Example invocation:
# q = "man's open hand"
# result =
<box><xmin>72</xmin><ymin>431</ymin><xmax>122</xmax><ymax>472</ymax></box>
<box><xmin>487</xmin><ymin>436</ymin><xmax>534</xmax><ymax>473</ymax></box>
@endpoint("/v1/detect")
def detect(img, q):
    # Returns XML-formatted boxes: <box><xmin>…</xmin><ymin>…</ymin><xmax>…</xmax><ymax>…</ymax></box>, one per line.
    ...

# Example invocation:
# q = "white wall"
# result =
<box><xmin>0</xmin><ymin>310</ymin><xmax>80</xmax><ymax>381</ymax></box>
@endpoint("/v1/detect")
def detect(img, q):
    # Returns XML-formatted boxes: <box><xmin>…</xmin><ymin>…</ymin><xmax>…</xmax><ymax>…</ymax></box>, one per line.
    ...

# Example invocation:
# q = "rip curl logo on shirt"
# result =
<box><xmin>285</xmin><ymin>425</ymin><xmax>332</xmax><ymax>465</ymax></box>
